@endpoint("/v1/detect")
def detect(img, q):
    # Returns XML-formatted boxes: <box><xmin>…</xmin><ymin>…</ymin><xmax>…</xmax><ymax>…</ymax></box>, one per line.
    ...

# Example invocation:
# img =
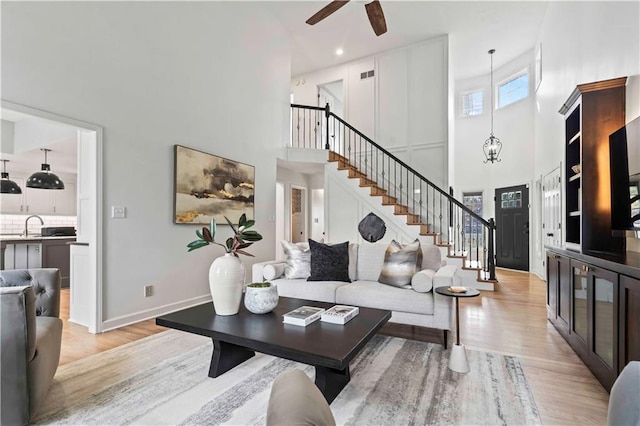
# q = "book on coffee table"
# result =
<box><xmin>321</xmin><ymin>305</ymin><xmax>359</xmax><ymax>325</ymax></box>
<box><xmin>282</xmin><ymin>306</ymin><xmax>326</xmax><ymax>326</ymax></box>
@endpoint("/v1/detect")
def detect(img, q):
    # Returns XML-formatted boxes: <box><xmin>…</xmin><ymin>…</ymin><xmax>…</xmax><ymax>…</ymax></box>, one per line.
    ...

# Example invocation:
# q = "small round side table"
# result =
<box><xmin>435</xmin><ymin>286</ymin><xmax>480</xmax><ymax>373</ymax></box>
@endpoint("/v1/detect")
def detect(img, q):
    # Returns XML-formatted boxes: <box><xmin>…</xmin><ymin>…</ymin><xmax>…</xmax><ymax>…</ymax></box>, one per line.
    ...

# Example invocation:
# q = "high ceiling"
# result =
<box><xmin>265</xmin><ymin>1</ymin><xmax>550</xmax><ymax>79</ymax></box>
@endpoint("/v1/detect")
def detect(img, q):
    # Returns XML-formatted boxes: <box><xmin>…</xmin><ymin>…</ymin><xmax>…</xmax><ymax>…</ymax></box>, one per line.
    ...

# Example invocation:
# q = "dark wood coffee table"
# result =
<box><xmin>156</xmin><ymin>296</ymin><xmax>391</xmax><ymax>403</ymax></box>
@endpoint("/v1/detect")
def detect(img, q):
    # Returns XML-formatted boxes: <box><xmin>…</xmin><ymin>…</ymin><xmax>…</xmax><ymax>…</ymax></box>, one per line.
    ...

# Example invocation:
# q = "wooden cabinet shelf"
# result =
<box><xmin>559</xmin><ymin>77</ymin><xmax>626</xmax><ymax>252</ymax></box>
<box><xmin>568</xmin><ymin>132</ymin><xmax>581</xmax><ymax>145</ymax></box>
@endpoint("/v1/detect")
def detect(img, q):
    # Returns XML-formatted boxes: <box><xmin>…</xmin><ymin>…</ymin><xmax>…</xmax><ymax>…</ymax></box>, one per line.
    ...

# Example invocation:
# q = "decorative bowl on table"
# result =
<box><xmin>244</xmin><ymin>282</ymin><xmax>279</xmax><ymax>314</ymax></box>
<box><xmin>448</xmin><ymin>286</ymin><xmax>468</xmax><ymax>293</ymax></box>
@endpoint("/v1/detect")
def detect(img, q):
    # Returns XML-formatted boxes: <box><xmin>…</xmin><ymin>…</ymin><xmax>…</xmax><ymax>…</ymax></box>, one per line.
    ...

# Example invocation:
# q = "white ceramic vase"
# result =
<box><xmin>209</xmin><ymin>253</ymin><xmax>245</xmax><ymax>315</ymax></box>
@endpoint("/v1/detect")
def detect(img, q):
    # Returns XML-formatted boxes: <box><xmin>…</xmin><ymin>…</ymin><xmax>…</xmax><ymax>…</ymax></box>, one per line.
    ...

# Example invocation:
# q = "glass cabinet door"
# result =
<box><xmin>572</xmin><ymin>265</ymin><xmax>588</xmax><ymax>342</ymax></box>
<box><xmin>593</xmin><ymin>269</ymin><xmax>617</xmax><ymax>369</ymax></box>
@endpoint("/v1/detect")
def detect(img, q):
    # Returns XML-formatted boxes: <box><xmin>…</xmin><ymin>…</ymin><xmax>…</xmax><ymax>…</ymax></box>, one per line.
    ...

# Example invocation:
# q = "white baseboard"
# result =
<box><xmin>100</xmin><ymin>294</ymin><xmax>212</xmax><ymax>332</ymax></box>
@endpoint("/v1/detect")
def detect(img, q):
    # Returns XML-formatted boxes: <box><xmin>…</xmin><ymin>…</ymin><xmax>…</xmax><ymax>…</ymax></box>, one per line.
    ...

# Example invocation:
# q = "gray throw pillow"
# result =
<box><xmin>281</xmin><ymin>241</ymin><xmax>311</xmax><ymax>279</ymax></box>
<box><xmin>307</xmin><ymin>240</ymin><xmax>351</xmax><ymax>282</ymax></box>
<box><xmin>378</xmin><ymin>239</ymin><xmax>423</xmax><ymax>287</ymax></box>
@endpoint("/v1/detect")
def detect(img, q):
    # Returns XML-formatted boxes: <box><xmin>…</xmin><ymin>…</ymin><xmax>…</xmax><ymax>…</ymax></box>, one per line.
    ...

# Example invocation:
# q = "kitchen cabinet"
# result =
<box><xmin>3</xmin><ymin>243</ymin><xmax>42</xmax><ymax>269</ymax></box>
<box><xmin>0</xmin><ymin>179</ymin><xmax>76</xmax><ymax>215</ymax></box>
<box><xmin>41</xmin><ymin>239</ymin><xmax>72</xmax><ymax>288</ymax></box>
<box><xmin>2</xmin><ymin>238</ymin><xmax>75</xmax><ymax>288</ymax></box>
<box><xmin>546</xmin><ymin>248</ymin><xmax>640</xmax><ymax>391</ymax></box>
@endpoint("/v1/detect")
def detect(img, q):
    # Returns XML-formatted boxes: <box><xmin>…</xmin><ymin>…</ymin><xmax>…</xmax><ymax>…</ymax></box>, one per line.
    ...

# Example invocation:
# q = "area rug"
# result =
<box><xmin>34</xmin><ymin>330</ymin><xmax>541</xmax><ymax>425</ymax></box>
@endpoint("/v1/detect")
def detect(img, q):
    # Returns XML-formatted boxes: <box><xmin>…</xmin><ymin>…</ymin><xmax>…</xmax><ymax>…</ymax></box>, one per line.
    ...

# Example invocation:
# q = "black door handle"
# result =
<box><xmin>547</xmin><ymin>233</ymin><xmax>554</xmax><ymax>237</ymax></box>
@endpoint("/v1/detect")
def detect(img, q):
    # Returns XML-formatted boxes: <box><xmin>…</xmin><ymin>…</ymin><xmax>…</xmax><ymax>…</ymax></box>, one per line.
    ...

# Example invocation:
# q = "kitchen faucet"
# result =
<box><xmin>24</xmin><ymin>215</ymin><xmax>44</xmax><ymax>238</ymax></box>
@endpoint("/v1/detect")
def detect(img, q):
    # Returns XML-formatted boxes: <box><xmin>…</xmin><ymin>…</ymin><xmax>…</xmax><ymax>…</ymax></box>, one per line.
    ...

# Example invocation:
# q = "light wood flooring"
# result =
<box><xmin>59</xmin><ymin>269</ymin><xmax>609</xmax><ymax>425</ymax></box>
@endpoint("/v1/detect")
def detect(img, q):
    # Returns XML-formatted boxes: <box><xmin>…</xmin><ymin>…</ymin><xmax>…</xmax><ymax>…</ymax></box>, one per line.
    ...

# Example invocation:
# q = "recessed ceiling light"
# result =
<box><xmin>336</xmin><ymin>48</ymin><xmax>344</xmax><ymax>56</ymax></box>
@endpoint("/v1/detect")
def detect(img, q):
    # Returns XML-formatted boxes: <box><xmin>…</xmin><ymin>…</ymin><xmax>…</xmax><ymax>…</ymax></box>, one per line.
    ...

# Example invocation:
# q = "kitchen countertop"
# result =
<box><xmin>0</xmin><ymin>235</ymin><xmax>77</xmax><ymax>243</ymax></box>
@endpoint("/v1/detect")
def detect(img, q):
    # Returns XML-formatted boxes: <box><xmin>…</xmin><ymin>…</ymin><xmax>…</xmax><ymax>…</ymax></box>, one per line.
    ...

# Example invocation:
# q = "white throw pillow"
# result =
<box><xmin>264</xmin><ymin>263</ymin><xmax>286</xmax><ymax>281</ymax></box>
<box><xmin>411</xmin><ymin>269</ymin><xmax>435</xmax><ymax>293</ymax></box>
<box><xmin>281</xmin><ymin>241</ymin><xmax>311</xmax><ymax>279</ymax></box>
<box><xmin>348</xmin><ymin>243</ymin><xmax>358</xmax><ymax>281</ymax></box>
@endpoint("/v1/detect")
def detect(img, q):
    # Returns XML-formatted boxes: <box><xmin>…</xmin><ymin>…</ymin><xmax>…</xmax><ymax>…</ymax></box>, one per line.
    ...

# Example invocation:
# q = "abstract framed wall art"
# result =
<box><xmin>174</xmin><ymin>145</ymin><xmax>255</xmax><ymax>224</ymax></box>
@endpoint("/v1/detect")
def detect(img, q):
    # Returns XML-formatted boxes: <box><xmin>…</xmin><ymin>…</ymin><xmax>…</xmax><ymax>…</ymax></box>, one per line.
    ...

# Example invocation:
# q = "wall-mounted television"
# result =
<box><xmin>609</xmin><ymin>116</ymin><xmax>640</xmax><ymax>232</ymax></box>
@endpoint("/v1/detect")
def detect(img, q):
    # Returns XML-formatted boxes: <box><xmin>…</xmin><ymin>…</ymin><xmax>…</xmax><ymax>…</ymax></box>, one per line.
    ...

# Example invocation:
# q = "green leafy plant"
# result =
<box><xmin>187</xmin><ymin>213</ymin><xmax>262</xmax><ymax>257</ymax></box>
<box><xmin>247</xmin><ymin>282</ymin><xmax>271</xmax><ymax>288</ymax></box>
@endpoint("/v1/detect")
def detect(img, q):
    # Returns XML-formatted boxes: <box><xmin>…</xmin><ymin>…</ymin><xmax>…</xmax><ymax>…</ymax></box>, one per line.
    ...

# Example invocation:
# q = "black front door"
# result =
<box><xmin>495</xmin><ymin>184</ymin><xmax>529</xmax><ymax>271</ymax></box>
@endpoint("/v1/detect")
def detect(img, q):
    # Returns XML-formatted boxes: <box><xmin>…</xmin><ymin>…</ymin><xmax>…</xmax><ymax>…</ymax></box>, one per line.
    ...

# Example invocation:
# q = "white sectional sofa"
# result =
<box><xmin>252</xmin><ymin>243</ymin><xmax>457</xmax><ymax>346</ymax></box>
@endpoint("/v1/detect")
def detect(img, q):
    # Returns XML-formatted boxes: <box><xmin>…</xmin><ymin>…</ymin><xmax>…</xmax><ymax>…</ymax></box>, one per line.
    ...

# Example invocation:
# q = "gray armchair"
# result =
<box><xmin>1</xmin><ymin>269</ymin><xmax>63</xmax><ymax>425</ymax></box>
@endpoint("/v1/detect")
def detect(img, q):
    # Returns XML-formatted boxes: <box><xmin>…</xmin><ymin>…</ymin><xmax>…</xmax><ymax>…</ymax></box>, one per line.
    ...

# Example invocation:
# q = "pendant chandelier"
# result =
<box><xmin>26</xmin><ymin>148</ymin><xmax>65</xmax><ymax>190</ymax></box>
<box><xmin>483</xmin><ymin>48</ymin><xmax>502</xmax><ymax>164</ymax></box>
<box><xmin>0</xmin><ymin>159</ymin><xmax>22</xmax><ymax>194</ymax></box>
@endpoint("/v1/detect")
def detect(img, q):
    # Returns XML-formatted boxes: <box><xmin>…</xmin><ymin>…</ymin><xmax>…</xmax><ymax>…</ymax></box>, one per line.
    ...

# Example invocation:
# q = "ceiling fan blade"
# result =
<box><xmin>306</xmin><ymin>0</ymin><xmax>350</xmax><ymax>25</ymax></box>
<box><xmin>365</xmin><ymin>0</ymin><xmax>387</xmax><ymax>36</ymax></box>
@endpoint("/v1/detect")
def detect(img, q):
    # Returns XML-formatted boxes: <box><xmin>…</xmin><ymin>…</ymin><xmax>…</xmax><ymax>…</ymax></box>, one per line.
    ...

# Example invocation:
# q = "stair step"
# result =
<box><xmin>419</xmin><ymin>232</ymin><xmax>439</xmax><ymax>238</ymax></box>
<box><xmin>370</xmin><ymin>186</ymin><xmax>387</xmax><ymax>196</ymax></box>
<box><xmin>328</xmin><ymin>151</ymin><xmax>348</xmax><ymax>163</ymax></box>
<box><xmin>359</xmin><ymin>177</ymin><xmax>377</xmax><ymax>187</ymax></box>
<box><xmin>420</xmin><ymin>224</ymin><xmax>431</xmax><ymax>234</ymax></box>
<box><xmin>462</xmin><ymin>265</ymin><xmax>483</xmax><ymax>271</ymax></box>
<box><xmin>337</xmin><ymin>162</ymin><xmax>356</xmax><ymax>171</ymax></box>
<box><xmin>448</xmin><ymin>253</ymin><xmax>467</xmax><ymax>259</ymax></box>
<box><xmin>394</xmin><ymin>205</ymin><xmax>409</xmax><ymax>215</ymax></box>
<box><xmin>406</xmin><ymin>214</ymin><xmax>421</xmax><ymax>225</ymax></box>
<box><xmin>381</xmin><ymin>195</ymin><xmax>397</xmax><ymax>205</ymax></box>
<box><xmin>348</xmin><ymin>169</ymin><xmax>367</xmax><ymax>179</ymax></box>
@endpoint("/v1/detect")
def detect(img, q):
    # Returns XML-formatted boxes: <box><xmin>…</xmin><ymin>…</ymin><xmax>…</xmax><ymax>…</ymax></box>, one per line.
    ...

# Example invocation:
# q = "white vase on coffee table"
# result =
<box><xmin>209</xmin><ymin>253</ymin><xmax>245</xmax><ymax>315</ymax></box>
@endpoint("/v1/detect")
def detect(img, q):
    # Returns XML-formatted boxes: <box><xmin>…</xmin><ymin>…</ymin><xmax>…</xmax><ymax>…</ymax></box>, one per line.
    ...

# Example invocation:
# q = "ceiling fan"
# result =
<box><xmin>306</xmin><ymin>0</ymin><xmax>387</xmax><ymax>36</ymax></box>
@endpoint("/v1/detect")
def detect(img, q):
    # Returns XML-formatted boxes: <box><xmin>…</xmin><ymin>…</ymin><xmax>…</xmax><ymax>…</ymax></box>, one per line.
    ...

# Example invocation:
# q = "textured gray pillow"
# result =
<box><xmin>281</xmin><ymin>241</ymin><xmax>311</xmax><ymax>279</ymax></box>
<box><xmin>378</xmin><ymin>239</ymin><xmax>423</xmax><ymax>287</ymax></box>
<box><xmin>307</xmin><ymin>240</ymin><xmax>351</xmax><ymax>282</ymax></box>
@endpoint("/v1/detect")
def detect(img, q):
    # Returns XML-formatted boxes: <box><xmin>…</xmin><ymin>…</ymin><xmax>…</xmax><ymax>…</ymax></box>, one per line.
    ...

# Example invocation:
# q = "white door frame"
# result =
<box><xmin>2</xmin><ymin>100</ymin><xmax>104</xmax><ymax>333</ymax></box>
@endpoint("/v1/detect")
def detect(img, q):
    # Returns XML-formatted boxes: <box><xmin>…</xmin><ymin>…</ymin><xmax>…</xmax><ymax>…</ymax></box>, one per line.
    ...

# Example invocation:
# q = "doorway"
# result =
<box><xmin>495</xmin><ymin>184</ymin><xmax>529</xmax><ymax>271</ymax></box>
<box><xmin>311</xmin><ymin>188</ymin><xmax>324</xmax><ymax>242</ymax></box>
<box><xmin>542</xmin><ymin>165</ymin><xmax>562</xmax><ymax>248</ymax></box>
<box><xmin>317</xmin><ymin>80</ymin><xmax>344</xmax><ymax>150</ymax></box>
<box><xmin>2</xmin><ymin>100</ymin><xmax>103</xmax><ymax>333</ymax></box>
<box><xmin>291</xmin><ymin>185</ymin><xmax>306</xmax><ymax>243</ymax></box>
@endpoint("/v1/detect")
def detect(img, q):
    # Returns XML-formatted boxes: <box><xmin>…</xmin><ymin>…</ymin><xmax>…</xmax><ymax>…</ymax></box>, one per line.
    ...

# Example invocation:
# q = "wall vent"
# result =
<box><xmin>360</xmin><ymin>70</ymin><xmax>375</xmax><ymax>80</ymax></box>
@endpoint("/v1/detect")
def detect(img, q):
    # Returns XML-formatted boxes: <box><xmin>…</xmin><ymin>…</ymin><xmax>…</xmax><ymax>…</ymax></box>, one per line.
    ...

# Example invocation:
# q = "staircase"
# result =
<box><xmin>291</xmin><ymin>103</ymin><xmax>498</xmax><ymax>288</ymax></box>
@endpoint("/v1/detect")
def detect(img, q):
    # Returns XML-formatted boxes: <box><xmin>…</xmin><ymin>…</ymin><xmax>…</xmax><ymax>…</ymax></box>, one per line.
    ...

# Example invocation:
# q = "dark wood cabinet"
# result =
<box><xmin>546</xmin><ymin>252</ymin><xmax>571</xmax><ymax>334</ymax></box>
<box><xmin>619</xmin><ymin>275</ymin><xmax>640</xmax><ymax>369</ymax></box>
<box><xmin>559</xmin><ymin>77</ymin><xmax>627</xmax><ymax>252</ymax></box>
<box><xmin>546</xmin><ymin>248</ymin><xmax>639</xmax><ymax>391</ymax></box>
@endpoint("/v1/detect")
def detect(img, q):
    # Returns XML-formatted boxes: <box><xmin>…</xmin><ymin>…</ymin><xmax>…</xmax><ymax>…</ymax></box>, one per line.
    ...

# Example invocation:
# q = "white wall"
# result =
<box><xmin>534</xmin><ymin>1</ymin><xmax>640</xmax><ymax>262</ymax></box>
<box><xmin>13</xmin><ymin>119</ymin><xmax>77</xmax><ymax>154</ymax></box>
<box><xmin>2</xmin><ymin>2</ymin><xmax>291</xmax><ymax>327</ymax></box>
<box><xmin>1</xmin><ymin>120</ymin><xmax>15</xmax><ymax>153</ymax></box>
<box><xmin>291</xmin><ymin>36</ymin><xmax>449</xmax><ymax>188</ymax></box>
<box><xmin>454</xmin><ymin>50</ymin><xmax>536</xmax><ymax>222</ymax></box>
